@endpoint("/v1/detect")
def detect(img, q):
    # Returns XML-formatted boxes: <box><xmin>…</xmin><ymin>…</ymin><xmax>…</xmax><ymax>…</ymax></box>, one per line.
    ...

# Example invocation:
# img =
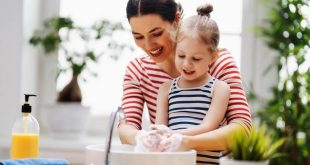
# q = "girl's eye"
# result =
<box><xmin>178</xmin><ymin>54</ymin><xmax>185</xmax><ymax>58</ymax></box>
<box><xmin>193</xmin><ymin>58</ymin><xmax>201</xmax><ymax>61</ymax></box>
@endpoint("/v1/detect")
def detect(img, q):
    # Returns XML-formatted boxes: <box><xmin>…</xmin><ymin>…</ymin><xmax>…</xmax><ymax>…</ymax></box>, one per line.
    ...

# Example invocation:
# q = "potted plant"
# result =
<box><xmin>30</xmin><ymin>16</ymin><xmax>129</xmax><ymax>138</ymax></box>
<box><xmin>220</xmin><ymin>125</ymin><xmax>284</xmax><ymax>165</ymax></box>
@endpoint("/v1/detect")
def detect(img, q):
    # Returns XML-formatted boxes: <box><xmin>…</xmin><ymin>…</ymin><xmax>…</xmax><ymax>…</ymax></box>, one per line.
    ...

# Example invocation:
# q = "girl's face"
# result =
<box><xmin>129</xmin><ymin>14</ymin><xmax>177</xmax><ymax>63</ymax></box>
<box><xmin>175</xmin><ymin>35</ymin><xmax>214</xmax><ymax>82</ymax></box>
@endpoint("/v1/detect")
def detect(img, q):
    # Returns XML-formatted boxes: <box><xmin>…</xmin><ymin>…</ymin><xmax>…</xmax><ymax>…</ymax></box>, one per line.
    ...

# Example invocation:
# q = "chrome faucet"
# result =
<box><xmin>104</xmin><ymin>106</ymin><xmax>125</xmax><ymax>165</ymax></box>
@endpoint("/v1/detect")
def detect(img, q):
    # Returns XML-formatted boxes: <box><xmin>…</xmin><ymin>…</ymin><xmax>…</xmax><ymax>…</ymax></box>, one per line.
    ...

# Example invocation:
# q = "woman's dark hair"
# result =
<box><xmin>126</xmin><ymin>0</ymin><xmax>183</xmax><ymax>23</ymax></box>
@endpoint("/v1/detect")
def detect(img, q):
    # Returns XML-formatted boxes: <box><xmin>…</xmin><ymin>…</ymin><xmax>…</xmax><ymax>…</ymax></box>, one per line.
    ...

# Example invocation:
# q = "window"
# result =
<box><xmin>59</xmin><ymin>0</ymin><xmax>243</xmax><ymax>115</ymax></box>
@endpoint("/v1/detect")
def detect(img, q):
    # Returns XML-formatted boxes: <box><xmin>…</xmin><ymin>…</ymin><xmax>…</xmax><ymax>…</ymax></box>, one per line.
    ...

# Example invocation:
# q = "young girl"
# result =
<box><xmin>155</xmin><ymin>3</ymin><xmax>230</xmax><ymax>164</ymax></box>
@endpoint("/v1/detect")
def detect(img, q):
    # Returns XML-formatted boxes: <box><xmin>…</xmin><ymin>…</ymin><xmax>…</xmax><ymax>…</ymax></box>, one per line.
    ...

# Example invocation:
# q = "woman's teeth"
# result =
<box><xmin>149</xmin><ymin>47</ymin><xmax>163</xmax><ymax>56</ymax></box>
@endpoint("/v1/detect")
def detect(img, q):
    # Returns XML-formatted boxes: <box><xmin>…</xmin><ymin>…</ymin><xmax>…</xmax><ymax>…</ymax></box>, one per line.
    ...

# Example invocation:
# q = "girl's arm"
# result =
<box><xmin>174</xmin><ymin>80</ymin><xmax>230</xmax><ymax>136</ymax></box>
<box><xmin>155</xmin><ymin>81</ymin><xmax>172</xmax><ymax>125</ymax></box>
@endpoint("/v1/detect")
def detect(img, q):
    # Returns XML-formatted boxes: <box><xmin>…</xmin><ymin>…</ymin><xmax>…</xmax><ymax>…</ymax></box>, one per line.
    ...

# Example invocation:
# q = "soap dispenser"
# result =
<box><xmin>11</xmin><ymin>94</ymin><xmax>40</xmax><ymax>159</ymax></box>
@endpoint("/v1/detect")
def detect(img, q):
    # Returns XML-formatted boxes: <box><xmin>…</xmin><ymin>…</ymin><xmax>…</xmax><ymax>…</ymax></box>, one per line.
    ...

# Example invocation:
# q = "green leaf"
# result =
<box><xmin>229</xmin><ymin>125</ymin><xmax>284</xmax><ymax>161</ymax></box>
<box><xmin>86</xmin><ymin>51</ymin><xmax>96</xmax><ymax>62</ymax></box>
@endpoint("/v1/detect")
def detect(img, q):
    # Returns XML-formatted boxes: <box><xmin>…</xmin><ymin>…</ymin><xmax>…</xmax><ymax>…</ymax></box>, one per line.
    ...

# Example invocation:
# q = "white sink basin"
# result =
<box><xmin>85</xmin><ymin>144</ymin><xmax>196</xmax><ymax>165</ymax></box>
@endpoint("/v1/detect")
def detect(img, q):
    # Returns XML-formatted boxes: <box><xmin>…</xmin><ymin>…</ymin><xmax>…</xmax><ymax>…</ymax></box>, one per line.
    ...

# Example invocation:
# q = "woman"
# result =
<box><xmin>119</xmin><ymin>0</ymin><xmax>251</xmax><ymax>154</ymax></box>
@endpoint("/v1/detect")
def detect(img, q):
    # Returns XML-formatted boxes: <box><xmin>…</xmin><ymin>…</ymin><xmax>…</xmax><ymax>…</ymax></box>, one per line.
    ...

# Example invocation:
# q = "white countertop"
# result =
<box><xmin>0</xmin><ymin>134</ymin><xmax>121</xmax><ymax>165</ymax></box>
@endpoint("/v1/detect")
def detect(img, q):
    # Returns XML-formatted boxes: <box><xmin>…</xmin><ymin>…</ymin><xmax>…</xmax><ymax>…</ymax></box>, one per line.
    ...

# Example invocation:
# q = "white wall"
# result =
<box><xmin>21</xmin><ymin>0</ymin><xmax>41</xmax><ymax>131</ymax></box>
<box><xmin>0</xmin><ymin>0</ymin><xmax>60</xmax><ymax>139</ymax></box>
<box><xmin>35</xmin><ymin>0</ymin><xmax>60</xmax><ymax>134</ymax></box>
<box><xmin>0</xmin><ymin>0</ymin><xmax>24</xmax><ymax>138</ymax></box>
<box><xmin>37</xmin><ymin>0</ymin><xmax>60</xmax><ymax>107</ymax></box>
<box><xmin>241</xmin><ymin>0</ymin><xmax>277</xmax><ymax>112</ymax></box>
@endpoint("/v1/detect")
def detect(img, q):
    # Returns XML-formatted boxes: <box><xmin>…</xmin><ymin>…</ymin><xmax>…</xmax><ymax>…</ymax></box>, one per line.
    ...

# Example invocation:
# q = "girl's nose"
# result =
<box><xmin>183</xmin><ymin>59</ymin><xmax>192</xmax><ymax>69</ymax></box>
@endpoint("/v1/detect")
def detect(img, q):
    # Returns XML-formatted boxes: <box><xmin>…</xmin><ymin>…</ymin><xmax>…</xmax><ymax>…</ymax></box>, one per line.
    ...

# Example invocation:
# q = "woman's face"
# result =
<box><xmin>129</xmin><ymin>14</ymin><xmax>176</xmax><ymax>63</ymax></box>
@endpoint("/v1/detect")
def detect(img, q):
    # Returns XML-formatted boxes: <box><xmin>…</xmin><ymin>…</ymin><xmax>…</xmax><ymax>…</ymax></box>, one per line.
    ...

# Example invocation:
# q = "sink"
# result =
<box><xmin>85</xmin><ymin>144</ymin><xmax>196</xmax><ymax>165</ymax></box>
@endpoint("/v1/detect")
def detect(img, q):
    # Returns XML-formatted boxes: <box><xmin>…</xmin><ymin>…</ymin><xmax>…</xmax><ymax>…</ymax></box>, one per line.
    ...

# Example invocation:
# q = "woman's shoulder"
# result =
<box><xmin>216</xmin><ymin>48</ymin><xmax>235</xmax><ymax>63</ymax></box>
<box><xmin>125</xmin><ymin>55</ymin><xmax>154</xmax><ymax>71</ymax></box>
<box><xmin>209</xmin><ymin>48</ymin><xmax>239</xmax><ymax>75</ymax></box>
<box><xmin>127</xmin><ymin>55</ymin><xmax>156</xmax><ymax>67</ymax></box>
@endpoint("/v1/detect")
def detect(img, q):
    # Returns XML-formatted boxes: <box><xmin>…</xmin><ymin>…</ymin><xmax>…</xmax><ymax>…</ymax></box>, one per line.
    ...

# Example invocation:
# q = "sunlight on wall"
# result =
<box><xmin>59</xmin><ymin>0</ymin><xmax>242</xmax><ymax>115</ymax></box>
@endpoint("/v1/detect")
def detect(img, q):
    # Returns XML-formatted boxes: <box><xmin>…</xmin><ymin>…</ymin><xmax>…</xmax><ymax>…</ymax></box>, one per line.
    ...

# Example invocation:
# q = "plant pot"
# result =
<box><xmin>45</xmin><ymin>103</ymin><xmax>90</xmax><ymax>139</ymax></box>
<box><xmin>220</xmin><ymin>157</ymin><xmax>269</xmax><ymax>165</ymax></box>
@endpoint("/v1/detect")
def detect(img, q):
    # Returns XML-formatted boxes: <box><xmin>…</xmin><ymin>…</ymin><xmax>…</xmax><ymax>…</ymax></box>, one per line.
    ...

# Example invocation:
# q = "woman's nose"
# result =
<box><xmin>144</xmin><ymin>38</ymin><xmax>153</xmax><ymax>50</ymax></box>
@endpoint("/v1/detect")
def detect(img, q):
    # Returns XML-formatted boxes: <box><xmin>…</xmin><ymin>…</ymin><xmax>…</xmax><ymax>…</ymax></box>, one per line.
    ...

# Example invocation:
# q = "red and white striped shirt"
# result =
<box><xmin>122</xmin><ymin>49</ymin><xmax>252</xmax><ymax>130</ymax></box>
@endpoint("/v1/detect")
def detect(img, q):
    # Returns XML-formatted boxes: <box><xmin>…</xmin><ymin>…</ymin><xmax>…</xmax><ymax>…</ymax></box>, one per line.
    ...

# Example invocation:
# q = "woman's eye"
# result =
<box><xmin>153</xmin><ymin>31</ymin><xmax>163</xmax><ymax>37</ymax></box>
<box><xmin>134</xmin><ymin>36</ymin><xmax>144</xmax><ymax>40</ymax></box>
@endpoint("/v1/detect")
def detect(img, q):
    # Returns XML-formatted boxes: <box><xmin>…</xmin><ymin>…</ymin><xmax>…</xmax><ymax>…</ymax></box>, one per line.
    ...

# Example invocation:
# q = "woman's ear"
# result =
<box><xmin>173</xmin><ymin>12</ymin><xmax>182</xmax><ymax>28</ymax></box>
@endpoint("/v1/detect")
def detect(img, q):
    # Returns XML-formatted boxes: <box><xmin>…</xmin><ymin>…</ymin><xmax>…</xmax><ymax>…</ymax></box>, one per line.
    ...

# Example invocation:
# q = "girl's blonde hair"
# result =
<box><xmin>177</xmin><ymin>3</ymin><xmax>219</xmax><ymax>52</ymax></box>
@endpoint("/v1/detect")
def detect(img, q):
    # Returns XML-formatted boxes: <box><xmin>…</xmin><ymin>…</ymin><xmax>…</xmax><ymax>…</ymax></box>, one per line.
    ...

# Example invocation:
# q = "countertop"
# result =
<box><xmin>0</xmin><ymin>134</ymin><xmax>121</xmax><ymax>165</ymax></box>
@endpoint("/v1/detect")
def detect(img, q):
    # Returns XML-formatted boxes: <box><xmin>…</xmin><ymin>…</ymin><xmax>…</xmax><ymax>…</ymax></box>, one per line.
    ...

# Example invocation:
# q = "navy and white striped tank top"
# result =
<box><xmin>168</xmin><ymin>77</ymin><xmax>222</xmax><ymax>165</ymax></box>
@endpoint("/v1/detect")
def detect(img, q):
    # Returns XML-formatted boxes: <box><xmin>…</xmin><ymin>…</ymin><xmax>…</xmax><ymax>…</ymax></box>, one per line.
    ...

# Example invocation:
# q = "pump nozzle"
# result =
<box><xmin>22</xmin><ymin>94</ymin><xmax>37</xmax><ymax>113</ymax></box>
<box><xmin>25</xmin><ymin>94</ymin><xmax>37</xmax><ymax>102</ymax></box>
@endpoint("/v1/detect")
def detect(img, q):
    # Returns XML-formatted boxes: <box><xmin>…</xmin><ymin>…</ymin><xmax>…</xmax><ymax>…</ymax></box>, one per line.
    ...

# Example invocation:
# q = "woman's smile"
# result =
<box><xmin>149</xmin><ymin>47</ymin><xmax>163</xmax><ymax>57</ymax></box>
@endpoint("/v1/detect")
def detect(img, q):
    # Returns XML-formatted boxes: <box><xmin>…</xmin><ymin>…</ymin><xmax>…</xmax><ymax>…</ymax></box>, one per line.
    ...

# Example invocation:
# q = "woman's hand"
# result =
<box><xmin>118</xmin><ymin>122</ymin><xmax>139</xmax><ymax>145</ymax></box>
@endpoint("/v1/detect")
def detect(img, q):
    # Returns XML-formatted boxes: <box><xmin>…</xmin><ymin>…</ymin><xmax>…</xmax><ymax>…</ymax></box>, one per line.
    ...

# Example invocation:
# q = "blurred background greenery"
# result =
<box><xmin>255</xmin><ymin>0</ymin><xmax>310</xmax><ymax>164</ymax></box>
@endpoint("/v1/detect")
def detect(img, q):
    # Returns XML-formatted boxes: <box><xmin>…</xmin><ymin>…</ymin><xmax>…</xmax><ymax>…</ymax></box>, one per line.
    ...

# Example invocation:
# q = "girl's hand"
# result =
<box><xmin>134</xmin><ymin>126</ymin><xmax>188</xmax><ymax>152</ymax></box>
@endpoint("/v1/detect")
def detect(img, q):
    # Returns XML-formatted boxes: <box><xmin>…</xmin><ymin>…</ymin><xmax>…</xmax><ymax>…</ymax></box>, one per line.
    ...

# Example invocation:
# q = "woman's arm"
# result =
<box><xmin>174</xmin><ymin>80</ymin><xmax>230</xmax><ymax>136</ymax></box>
<box><xmin>118</xmin><ymin>121</ymin><xmax>139</xmax><ymax>145</ymax></box>
<box><xmin>210</xmin><ymin>49</ymin><xmax>252</xmax><ymax>131</ymax></box>
<box><xmin>118</xmin><ymin>59</ymin><xmax>145</xmax><ymax>144</ymax></box>
<box><xmin>155</xmin><ymin>81</ymin><xmax>172</xmax><ymax>125</ymax></box>
<box><xmin>180</xmin><ymin>122</ymin><xmax>243</xmax><ymax>151</ymax></box>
